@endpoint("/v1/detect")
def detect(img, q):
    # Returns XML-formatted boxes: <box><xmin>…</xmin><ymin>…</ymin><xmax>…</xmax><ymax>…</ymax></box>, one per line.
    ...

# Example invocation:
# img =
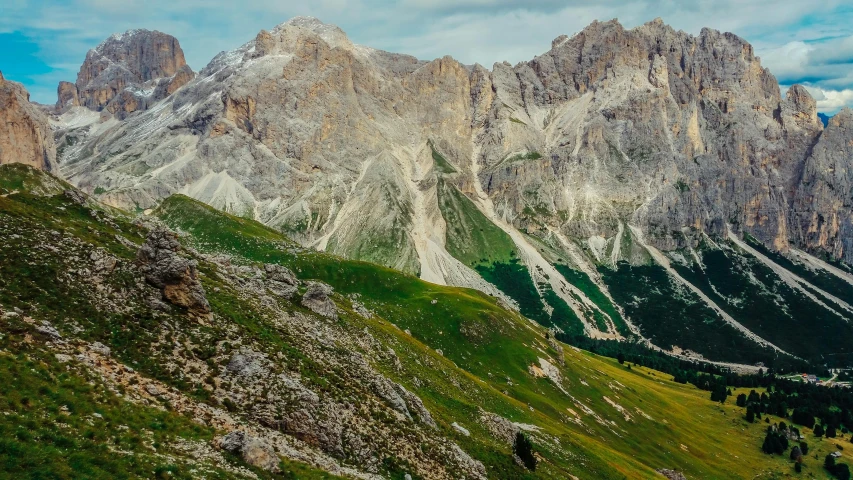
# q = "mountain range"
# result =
<box><xmin>3</xmin><ymin>15</ymin><xmax>853</xmax><ymax>479</ymax></box>
<box><xmin>4</xmin><ymin>16</ymin><xmax>853</xmax><ymax>369</ymax></box>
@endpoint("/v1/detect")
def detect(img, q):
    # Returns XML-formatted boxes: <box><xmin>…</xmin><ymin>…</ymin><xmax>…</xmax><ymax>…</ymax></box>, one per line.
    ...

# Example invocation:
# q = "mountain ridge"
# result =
<box><xmin>32</xmin><ymin>15</ymin><xmax>853</xmax><ymax>365</ymax></box>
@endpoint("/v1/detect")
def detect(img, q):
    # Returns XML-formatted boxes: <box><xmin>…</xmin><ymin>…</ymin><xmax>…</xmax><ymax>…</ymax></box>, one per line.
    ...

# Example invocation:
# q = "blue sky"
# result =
<box><xmin>2</xmin><ymin>0</ymin><xmax>853</xmax><ymax>112</ymax></box>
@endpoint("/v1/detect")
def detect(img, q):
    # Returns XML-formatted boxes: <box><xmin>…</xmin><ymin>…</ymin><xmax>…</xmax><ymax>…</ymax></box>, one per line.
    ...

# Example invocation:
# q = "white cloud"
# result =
<box><xmin>758</xmin><ymin>41</ymin><xmax>812</xmax><ymax>82</ymax></box>
<box><xmin>804</xmin><ymin>86</ymin><xmax>853</xmax><ymax>114</ymax></box>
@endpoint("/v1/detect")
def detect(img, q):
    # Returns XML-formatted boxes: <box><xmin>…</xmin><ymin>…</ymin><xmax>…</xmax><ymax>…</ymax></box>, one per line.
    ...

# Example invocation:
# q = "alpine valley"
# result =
<box><xmin>2</xmin><ymin>14</ymin><xmax>853</xmax><ymax>480</ymax></box>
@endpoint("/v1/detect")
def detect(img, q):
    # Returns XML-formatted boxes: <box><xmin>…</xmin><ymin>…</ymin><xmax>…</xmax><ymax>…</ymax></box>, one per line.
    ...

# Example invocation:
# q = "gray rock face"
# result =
<box><xmin>218</xmin><ymin>431</ymin><xmax>280</xmax><ymax>472</ymax></box>
<box><xmin>793</xmin><ymin>108</ymin><xmax>853</xmax><ymax>263</ymax></box>
<box><xmin>136</xmin><ymin>229</ymin><xmax>211</xmax><ymax>317</ymax></box>
<box><xmin>478</xmin><ymin>19</ymin><xmax>822</xmax><ymax>254</ymax></box>
<box><xmin>56</xmin><ymin>30</ymin><xmax>194</xmax><ymax>118</ymax></box>
<box><xmin>56</xmin><ymin>16</ymin><xmax>853</xmax><ymax>283</ymax></box>
<box><xmin>301</xmin><ymin>282</ymin><xmax>337</xmax><ymax>319</ymax></box>
<box><xmin>0</xmin><ymin>72</ymin><xmax>56</xmax><ymax>171</ymax></box>
<box><xmin>226</xmin><ymin>348</ymin><xmax>268</xmax><ymax>379</ymax></box>
<box><xmin>263</xmin><ymin>263</ymin><xmax>298</xmax><ymax>298</ymax></box>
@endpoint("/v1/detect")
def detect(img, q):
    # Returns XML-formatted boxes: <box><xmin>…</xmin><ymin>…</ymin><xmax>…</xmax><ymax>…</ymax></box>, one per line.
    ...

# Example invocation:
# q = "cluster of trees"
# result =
<box><xmin>761</xmin><ymin>425</ymin><xmax>790</xmax><ymax>454</ymax></box>
<box><xmin>825</xmin><ymin>454</ymin><xmax>851</xmax><ymax>480</ymax></box>
<box><xmin>737</xmin><ymin>390</ymin><xmax>791</xmax><ymax>422</ymax></box>
<box><xmin>734</xmin><ymin>383</ymin><xmax>853</xmax><ymax>476</ymax></box>
<box><xmin>709</xmin><ymin>383</ymin><xmax>730</xmax><ymax>403</ymax></box>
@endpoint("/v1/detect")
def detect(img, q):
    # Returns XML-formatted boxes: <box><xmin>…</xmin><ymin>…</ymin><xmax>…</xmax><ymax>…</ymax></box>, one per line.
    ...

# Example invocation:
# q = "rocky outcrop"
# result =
<box><xmin>56</xmin><ymin>81</ymin><xmax>79</xmax><ymax>109</ymax></box>
<box><xmin>263</xmin><ymin>263</ymin><xmax>298</xmax><ymax>298</ymax></box>
<box><xmin>136</xmin><ymin>228</ymin><xmax>211</xmax><ymax>317</ymax></box>
<box><xmin>0</xmin><ymin>72</ymin><xmax>57</xmax><ymax>171</ymax></box>
<box><xmin>218</xmin><ymin>431</ymin><xmax>281</xmax><ymax>472</ymax></box>
<box><xmin>301</xmin><ymin>282</ymin><xmax>337</xmax><ymax>319</ymax></box>
<box><xmin>793</xmin><ymin>108</ymin><xmax>853</xmax><ymax>263</ymax></box>
<box><xmin>656</xmin><ymin>469</ymin><xmax>688</xmax><ymax>480</ymax></box>
<box><xmin>56</xmin><ymin>30</ymin><xmax>194</xmax><ymax>117</ymax></box>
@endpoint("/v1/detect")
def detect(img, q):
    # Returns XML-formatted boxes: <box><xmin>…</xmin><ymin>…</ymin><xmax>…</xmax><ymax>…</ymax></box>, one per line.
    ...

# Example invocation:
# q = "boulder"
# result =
<box><xmin>35</xmin><ymin>321</ymin><xmax>62</xmax><ymax>340</ymax></box>
<box><xmin>656</xmin><ymin>469</ymin><xmax>688</xmax><ymax>480</ymax></box>
<box><xmin>263</xmin><ymin>263</ymin><xmax>298</xmax><ymax>298</ymax></box>
<box><xmin>301</xmin><ymin>282</ymin><xmax>337</xmax><ymax>319</ymax></box>
<box><xmin>225</xmin><ymin>348</ymin><xmax>268</xmax><ymax>380</ymax></box>
<box><xmin>137</xmin><ymin>229</ymin><xmax>210</xmax><ymax>318</ymax></box>
<box><xmin>218</xmin><ymin>431</ymin><xmax>280</xmax><ymax>472</ymax></box>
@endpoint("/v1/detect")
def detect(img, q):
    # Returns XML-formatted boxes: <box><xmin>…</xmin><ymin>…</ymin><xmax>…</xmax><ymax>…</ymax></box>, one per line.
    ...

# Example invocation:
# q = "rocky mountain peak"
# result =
<box><xmin>83</xmin><ymin>28</ymin><xmax>187</xmax><ymax>83</ymax></box>
<box><xmin>55</xmin><ymin>16</ymin><xmax>853</xmax><ymax>275</ymax></box>
<box><xmin>0</xmin><ymin>75</ymin><xmax>56</xmax><ymax>171</ymax></box>
<box><xmin>830</xmin><ymin>107</ymin><xmax>853</xmax><ymax>128</ymax></box>
<box><xmin>784</xmin><ymin>84</ymin><xmax>821</xmax><ymax>128</ymax></box>
<box><xmin>264</xmin><ymin>16</ymin><xmax>355</xmax><ymax>53</ymax></box>
<box><xmin>56</xmin><ymin>29</ymin><xmax>195</xmax><ymax>118</ymax></box>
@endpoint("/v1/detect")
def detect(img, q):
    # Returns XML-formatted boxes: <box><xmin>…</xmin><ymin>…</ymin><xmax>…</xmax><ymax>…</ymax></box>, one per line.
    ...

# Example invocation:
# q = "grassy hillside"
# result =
<box><xmin>1</xmin><ymin>164</ymin><xmax>848</xmax><ymax>479</ymax></box>
<box><xmin>152</xmin><ymin>193</ymin><xmax>832</xmax><ymax>478</ymax></box>
<box><xmin>435</xmin><ymin>180</ymin><xmax>585</xmax><ymax>335</ymax></box>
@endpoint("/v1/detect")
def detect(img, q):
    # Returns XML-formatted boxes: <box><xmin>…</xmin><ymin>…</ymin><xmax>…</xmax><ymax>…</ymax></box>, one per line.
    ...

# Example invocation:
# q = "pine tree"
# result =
<box><xmin>835</xmin><ymin>463</ymin><xmax>851</xmax><ymax>480</ymax></box>
<box><xmin>815</xmin><ymin>424</ymin><xmax>825</xmax><ymax>438</ymax></box>
<box><xmin>617</xmin><ymin>352</ymin><xmax>625</xmax><ymax>365</ymax></box>
<box><xmin>748</xmin><ymin>390</ymin><xmax>761</xmax><ymax>403</ymax></box>
<box><xmin>790</xmin><ymin>445</ymin><xmax>802</xmax><ymax>461</ymax></box>
<box><xmin>828</xmin><ymin>424</ymin><xmax>838</xmax><ymax>438</ymax></box>
<box><xmin>737</xmin><ymin>393</ymin><xmax>747</xmax><ymax>407</ymax></box>
<box><xmin>826</xmin><ymin>453</ymin><xmax>837</xmax><ymax>469</ymax></box>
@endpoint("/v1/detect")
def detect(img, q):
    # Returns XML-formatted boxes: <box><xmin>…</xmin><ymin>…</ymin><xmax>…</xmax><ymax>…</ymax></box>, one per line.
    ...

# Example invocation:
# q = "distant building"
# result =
<box><xmin>832</xmin><ymin>451</ymin><xmax>842</xmax><ymax>458</ymax></box>
<box><xmin>808</xmin><ymin>375</ymin><xmax>818</xmax><ymax>383</ymax></box>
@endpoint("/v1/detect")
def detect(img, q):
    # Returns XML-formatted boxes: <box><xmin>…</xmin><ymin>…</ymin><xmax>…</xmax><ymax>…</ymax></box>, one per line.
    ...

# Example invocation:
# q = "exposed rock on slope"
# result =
<box><xmin>56</xmin><ymin>30</ymin><xmax>194</xmax><ymax>118</ymax></box>
<box><xmin>219</xmin><ymin>431</ymin><xmax>281</xmax><ymax>472</ymax></box>
<box><xmin>0</xmin><ymin>72</ymin><xmax>57</xmax><ymax>171</ymax></box>
<box><xmin>301</xmin><ymin>282</ymin><xmax>338</xmax><ymax>319</ymax></box>
<box><xmin>137</xmin><ymin>228</ymin><xmax>211</xmax><ymax>317</ymax></box>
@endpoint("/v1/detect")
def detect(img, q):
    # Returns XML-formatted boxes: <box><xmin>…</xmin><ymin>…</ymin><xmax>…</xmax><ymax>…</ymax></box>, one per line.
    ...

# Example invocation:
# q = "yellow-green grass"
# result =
<box><xmin>151</xmin><ymin>192</ymin><xmax>846</xmax><ymax>478</ymax></box>
<box><xmin>2</xmin><ymin>165</ymin><xmax>843</xmax><ymax>479</ymax></box>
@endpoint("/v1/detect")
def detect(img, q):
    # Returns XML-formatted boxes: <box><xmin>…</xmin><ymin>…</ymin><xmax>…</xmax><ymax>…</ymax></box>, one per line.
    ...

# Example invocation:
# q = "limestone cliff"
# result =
<box><xmin>54</xmin><ymin>17</ymin><xmax>852</xmax><ymax>279</ymax></box>
<box><xmin>794</xmin><ymin>108</ymin><xmax>853</xmax><ymax>262</ymax></box>
<box><xmin>0</xmin><ymin>72</ymin><xmax>57</xmax><ymax>171</ymax></box>
<box><xmin>56</xmin><ymin>30</ymin><xmax>194</xmax><ymax>118</ymax></box>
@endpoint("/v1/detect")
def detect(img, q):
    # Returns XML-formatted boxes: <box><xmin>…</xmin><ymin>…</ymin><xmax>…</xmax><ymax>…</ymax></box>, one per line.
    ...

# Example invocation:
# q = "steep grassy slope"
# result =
<box><xmin>2</xmin><ymin>164</ymin><xmax>847</xmax><ymax>479</ymax></box>
<box><xmin>151</xmin><ymin>192</ymin><xmax>825</xmax><ymax>478</ymax></box>
<box><xmin>435</xmin><ymin>180</ymin><xmax>585</xmax><ymax>335</ymax></box>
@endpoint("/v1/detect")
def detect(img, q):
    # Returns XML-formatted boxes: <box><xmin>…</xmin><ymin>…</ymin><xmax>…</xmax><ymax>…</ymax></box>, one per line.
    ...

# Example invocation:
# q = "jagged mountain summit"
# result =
<box><xmin>55</xmin><ymin>29</ymin><xmax>195</xmax><ymax>118</ymax></box>
<box><xmin>49</xmin><ymin>17</ymin><xmax>853</xmax><ymax>366</ymax></box>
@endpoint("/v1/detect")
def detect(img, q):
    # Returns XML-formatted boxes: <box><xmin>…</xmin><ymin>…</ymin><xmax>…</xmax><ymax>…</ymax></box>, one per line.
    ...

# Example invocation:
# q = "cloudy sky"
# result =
<box><xmin>2</xmin><ymin>0</ymin><xmax>853</xmax><ymax>112</ymax></box>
